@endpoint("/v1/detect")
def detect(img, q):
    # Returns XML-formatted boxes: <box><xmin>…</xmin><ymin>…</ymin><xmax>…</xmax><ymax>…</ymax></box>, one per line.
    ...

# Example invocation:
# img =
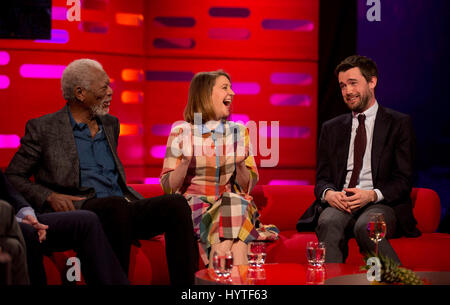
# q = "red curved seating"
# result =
<box><xmin>43</xmin><ymin>185</ymin><xmax>450</xmax><ymax>284</ymax></box>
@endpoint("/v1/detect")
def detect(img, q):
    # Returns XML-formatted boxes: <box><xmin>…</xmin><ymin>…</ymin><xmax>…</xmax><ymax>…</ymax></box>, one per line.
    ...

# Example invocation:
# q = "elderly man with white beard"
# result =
<box><xmin>6</xmin><ymin>59</ymin><xmax>198</xmax><ymax>285</ymax></box>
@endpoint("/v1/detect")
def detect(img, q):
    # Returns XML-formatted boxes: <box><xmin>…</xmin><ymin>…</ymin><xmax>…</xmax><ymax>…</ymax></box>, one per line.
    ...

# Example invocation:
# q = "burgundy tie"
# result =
<box><xmin>348</xmin><ymin>114</ymin><xmax>366</xmax><ymax>189</ymax></box>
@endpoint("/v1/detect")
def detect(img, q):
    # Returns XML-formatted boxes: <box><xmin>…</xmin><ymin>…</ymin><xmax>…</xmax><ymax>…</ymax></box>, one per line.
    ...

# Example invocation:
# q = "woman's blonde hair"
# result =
<box><xmin>184</xmin><ymin>70</ymin><xmax>231</xmax><ymax>123</ymax></box>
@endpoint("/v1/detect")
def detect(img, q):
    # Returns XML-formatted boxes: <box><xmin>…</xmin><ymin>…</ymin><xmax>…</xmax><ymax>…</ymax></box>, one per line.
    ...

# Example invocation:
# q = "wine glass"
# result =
<box><xmin>367</xmin><ymin>213</ymin><xmax>387</xmax><ymax>256</ymax></box>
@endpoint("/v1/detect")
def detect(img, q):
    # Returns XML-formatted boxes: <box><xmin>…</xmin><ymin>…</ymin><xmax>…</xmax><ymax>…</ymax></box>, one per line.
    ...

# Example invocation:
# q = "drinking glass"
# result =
<box><xmin>247</xmin><ymin>265</ymin><xmax>267</xmax><ymax>285</ymax></box>
<box><xmin>212</xmin><ymin>251</ymin><xmax>223</xmax><ymax>278</ymax></box>
<box><xmin>247</xmin><ymin>241</ymin><xmax>267</xmax><ymax>269</ymax></box>
<box><xmin>306</xmin><ymin>241</ymin><xmax>326</xmax><ymax>267</ymax></box>
<box><xmin>367</xmin><ymin>213</ymin><xmax>386</xmax><ymax>256</ymax></box>
<box><xmin>212</xmin><ymin>250</ymin><xmax>233</xmax><ymax>280</ymax></box>
<box><xmin>306</xmin><ymin>266</ymin><xmax>326</xmax><ymax>285</ymax></box>
<box><xmin>222</xmin><ymin>251</ymin><xmax>233</xmax><ymax>278</ymax></box>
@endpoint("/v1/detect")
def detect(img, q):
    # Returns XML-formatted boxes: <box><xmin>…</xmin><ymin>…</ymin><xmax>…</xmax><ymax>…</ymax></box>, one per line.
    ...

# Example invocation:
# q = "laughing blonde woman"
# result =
<box><xmin>160</xmin><ymin>70</ymin><xmax>278</xmax><ymax>267</ymax></box>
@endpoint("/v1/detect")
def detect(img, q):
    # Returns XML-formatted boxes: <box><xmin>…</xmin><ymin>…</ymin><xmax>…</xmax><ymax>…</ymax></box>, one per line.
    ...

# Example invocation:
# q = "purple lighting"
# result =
<box><xmin>146</xmin><ymin>71</ymin><xmax>194</xmax><ymax>82</ymax></box>
<box><xmin>209</xmin><ymin>7</ymin><xmax>250</xmax><ymax>18</ymax></box>
<box><xmin>52</xmin><ymin>7</ymin><xmax>67</xmax><ymax>20</ymax></box>
<box><xmin>151</xmin><ymin>124</ymin><xmax>172</xmax><ymax>137</ymax></box>
<box><xmin>262</xmin><ymin>19</ymin><xmax>314</xmax><ymax>31</ymax></box>
<box><xmin>82</xmin><ymin>0</ymin><xmax>109</xmax><ymax>10</ymax></box>
<box><xmin>35</xmin><ymin>29</ymin><xmax>69</xmax><ymax>44</ymax></box>
<box><xmin>232</xmin><ymin>82</ymin><xmax>260</xmax><ymax>95</ymax></box>
<box><xmin>260</xmin><ymin>126</ymin><xmax>310</xmax><ymax>139</ymax></box>
<box><xmin>229</xmin><ymin>114</ymin><xmax>250</xmax><ymax>124</ymax></box>
<box><xmin>0</xmin><ymin>75</ymin><xmax>10</xmax><ymax>89</ymax></box>
<box><xmin>268</xmin><ymin>179</ymin><xmax>309</xmax><ymax>186</ymax></box>
<box><xmin>79</xmin><ymin>22</ymin><xmax>109</xmax><ymax>34</ymax></box>
<box><xmin>150</xmin><ymin>145</ymin><xmax>166</xmax><ymax>159</ymax></box>
<box><xmin>0</xmin><ymin>135</ymin><xmax>20</xmax><ymax>148</ymax></box>
<box><xmin>0</xmin><ymin>51</ymin><xmax>10</xmax><ymax>65</ymax></box>
<box><xmin>153</xmin><ymin>38</ymin><xmax>195</xmax><ymax>49</ymax></box>
<box><xmin>154</xmin><ymin>17</ymin><xmax>196</xmax><ymax>27</ymax></box>
<box><xmin>20</xmin><ymin>64</ymin><xmax>66</xmax><ymax>79</ymax></box>
<box><xmin>208</xmin><ymin>28</ymin><xmax>250</xmax><ymax>40</ymax></box>
<box><xmin>270</xmin><ymin>94</ymin><xmax>311</xmax><ymax>106</ymax></box>
<box><xmin>270</xmin><ymin>72</ymin><xmax>312</xmax><ymax>85</ymax></box>
<box><xmin>144</xmin><ymin>177</ymin><xmax>161</xmax><ymax>185</ymax></box>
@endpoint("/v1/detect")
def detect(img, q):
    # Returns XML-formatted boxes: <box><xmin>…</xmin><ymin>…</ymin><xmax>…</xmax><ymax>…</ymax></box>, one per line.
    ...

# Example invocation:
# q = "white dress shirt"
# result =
<box><xmin>322</xmin><ymin>101</ymin><xmax>384</xmax><ymax>203</ymax></box>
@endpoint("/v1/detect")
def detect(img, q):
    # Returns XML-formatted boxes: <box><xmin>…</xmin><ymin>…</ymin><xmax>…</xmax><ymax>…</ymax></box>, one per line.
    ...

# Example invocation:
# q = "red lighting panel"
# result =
<box><xmin>0</xmin><ymin>0</ymin><xmax>318</xmax><ymax>185</ymax></box>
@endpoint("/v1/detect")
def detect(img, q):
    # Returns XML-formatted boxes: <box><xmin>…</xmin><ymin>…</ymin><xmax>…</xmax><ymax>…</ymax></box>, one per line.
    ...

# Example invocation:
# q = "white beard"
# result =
<box><xmin>90</xmin><ymin>102</ymin><xmax>109</xmax><ymax>117</ymax></box>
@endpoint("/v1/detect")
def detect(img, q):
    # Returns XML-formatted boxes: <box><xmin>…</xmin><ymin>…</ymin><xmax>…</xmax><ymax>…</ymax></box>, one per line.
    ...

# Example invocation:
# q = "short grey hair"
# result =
<box><xmin>61</xmin><ymin>59</ymin><xmax>104</xmax><ymax>102</ymax></box>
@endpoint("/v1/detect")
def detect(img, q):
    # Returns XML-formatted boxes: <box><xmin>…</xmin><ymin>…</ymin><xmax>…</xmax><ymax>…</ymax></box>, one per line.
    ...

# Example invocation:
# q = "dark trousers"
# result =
<box><xmin>82</xmin><ymin>194</ymin><xmax>199</xmax><ymax>285</ymax></box>
<box><xmin>0</xmin><ymin>200</ymin><xmax>29</xmax><ymax>285</ymax></box>
<box><xmin>316</xmin><ymin>203</ymin><xmax>400</xmax><ymax>264</ymax></box>
<box><xmin>19</xmin><ymin>210</ymin><xmax>129</xmax><ymax>285</ymax></box>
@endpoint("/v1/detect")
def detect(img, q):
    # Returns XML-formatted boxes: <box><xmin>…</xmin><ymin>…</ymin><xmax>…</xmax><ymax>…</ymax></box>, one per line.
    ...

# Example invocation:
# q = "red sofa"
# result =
<box><xmin>43</xmin><ymin>184</ymin><xmax>450</xmax><ymax>284</ymax></box>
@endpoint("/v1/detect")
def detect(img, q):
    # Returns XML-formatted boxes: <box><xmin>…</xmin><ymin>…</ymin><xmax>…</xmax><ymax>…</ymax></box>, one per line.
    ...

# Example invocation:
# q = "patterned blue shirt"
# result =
<box><xmin>68</xmin><ymin>110</ymin><xmax>123</xmax><ymax>198</ymax></box>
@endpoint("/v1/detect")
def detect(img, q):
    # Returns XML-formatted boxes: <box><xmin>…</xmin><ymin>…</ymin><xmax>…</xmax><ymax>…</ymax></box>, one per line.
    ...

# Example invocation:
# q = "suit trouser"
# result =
<box><xmin>316</xmin><ymin>203</ymin><xmax>401</xmax><ymax>264</ymax></box>
<box><xmin>82</xmin><ymin>194</ymin><xmax>199</xmax><ymax>285</ymax></box>
<box><xmin>19</xmin><ymin>210</ymin><xmax>129</xmax><ymax>285</ymax></box>
<box><xmin>0</xmin><ymin>200</ymin><xmax>29</xmax><ymax>285</ymax></box>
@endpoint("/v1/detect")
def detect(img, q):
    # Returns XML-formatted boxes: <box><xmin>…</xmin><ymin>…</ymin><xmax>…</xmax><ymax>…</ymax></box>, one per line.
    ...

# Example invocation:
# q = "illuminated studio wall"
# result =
<box><xmin>0</xmin><ymin>0</ymin><xmax>319</xmax><ymax>185</ymax></box>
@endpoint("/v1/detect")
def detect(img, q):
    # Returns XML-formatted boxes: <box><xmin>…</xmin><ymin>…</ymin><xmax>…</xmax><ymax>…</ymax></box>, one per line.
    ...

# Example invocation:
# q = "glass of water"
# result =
<box><xmin>306</xmin><ymin>241</ymin><xmax>326</xmax><ymax>268</ymax></box>
<box><xmin>306</xmin><ymin>266</ymin><xmax>326</xmax><ymax>285</ymax></box>
<box><xmin>212</xmin><ymin>250</ymin><xmax>234</xmax><ymax>280</ymax></box>
<box><xmin>223</xmin><ymin>251</ymin><xmax>233</xmax><ymax>278</ymax></box>
<box><xmin>212</xmin><ymin>251</ymin><xmax>223</xmax><ymax>278</ymax></box>
<box><xmin>247</xmin><ymin>241</ymin><xmax>267</xmax><ymax>269</ymax></box>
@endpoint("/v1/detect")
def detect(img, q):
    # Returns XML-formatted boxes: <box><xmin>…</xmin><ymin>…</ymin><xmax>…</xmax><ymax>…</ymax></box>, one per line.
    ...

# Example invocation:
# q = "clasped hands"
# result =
<box><xmin>324</xmin><ymin>188</ymin><xmax>378</xmax><ymax>213</ymax></box>
<box><xmin>22</xmin><ymin>215</ymin><xmax>48</xmax><ymax>243</ymax></box>
<box><xmin>24</xmin><ymin>192</ymin><xmax>87</xmax><ymax>243</ymax></box>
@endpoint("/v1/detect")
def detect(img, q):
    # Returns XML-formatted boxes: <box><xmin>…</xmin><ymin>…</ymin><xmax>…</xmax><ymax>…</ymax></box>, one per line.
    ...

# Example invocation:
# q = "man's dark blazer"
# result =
<box><xmin>296</xmin><ymin>105</ymin><xmax>421</xmax><ymax>237</ymax></box>
<box><xmin>0</xmin><ymin>170</ymin><xmax>31</xmax><ymax>214</ymax></box>
<box><xmin>5</xmin><ymin>104</ymin><xmax>143</xmax><ymax>213</ymax></box>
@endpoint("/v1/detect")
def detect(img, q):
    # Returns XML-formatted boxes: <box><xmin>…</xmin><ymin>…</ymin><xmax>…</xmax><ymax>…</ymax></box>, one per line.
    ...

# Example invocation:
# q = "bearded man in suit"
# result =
<box><xmin>6</xmin><ymin>59</ymin><xmax>198</xmax><ymax>285</ymax></box>
<box><xmin>297</xmin><ymin>55</ymin><xmax>421</xmax><ymax>263</ymax></box>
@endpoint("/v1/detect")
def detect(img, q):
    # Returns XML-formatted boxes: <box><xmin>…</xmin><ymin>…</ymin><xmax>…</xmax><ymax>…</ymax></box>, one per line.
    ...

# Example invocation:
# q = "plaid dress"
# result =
<box><xmin>160</xmin><ymin>120</ymin><xmax>278</xmax><ymax>264</ymax></box>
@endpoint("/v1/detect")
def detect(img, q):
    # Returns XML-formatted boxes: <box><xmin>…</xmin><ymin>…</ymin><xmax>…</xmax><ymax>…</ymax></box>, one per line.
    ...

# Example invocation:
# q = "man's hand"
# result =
<box><xmin>343</xmin><ymin>188</ymin><xmax>377</xmax><ymax>211</ymax></box>
<box><xmin>46</xmin><ymin>192</ymin><xmax>86</xmax><ymax>212</ymax></box>
<box><xmin>324</xmin><ymin>190</ymin><xmax>352</xmax><ymax>213</ymax></box>
<box><xmin>22</xmin><ymin>215</ymin><xmax>49</xmax><ymax>243</ymax></box>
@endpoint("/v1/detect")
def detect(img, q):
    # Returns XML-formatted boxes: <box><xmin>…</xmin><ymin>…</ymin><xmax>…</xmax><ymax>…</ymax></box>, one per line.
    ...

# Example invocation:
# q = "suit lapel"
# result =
<box><xmin>101</xmin><ymin>116</ymin><xmax>116</xmax><ymax>154</ymax></box>
<box><xmin>337</xmin><ymin>114</ymin><xmax>352</xmax><ymax>187</ymax></box>
<box><xmin>371</xmin><ymin>106</ymin><xmax>391</xmax><ymax>184</ymax></box>
<box><xmin>56</xmin><ymin>105</ymin><xmax>80</xmax><ymax>187</ymax></box>
<box><xmin>100</xmin><ymin>116</ymin><xmax>127</xmax><ymax>184</ymax></box>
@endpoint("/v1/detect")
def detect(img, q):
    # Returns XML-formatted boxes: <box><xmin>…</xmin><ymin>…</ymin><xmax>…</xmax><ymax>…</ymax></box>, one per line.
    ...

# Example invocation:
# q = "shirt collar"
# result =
<box><xmin>68</xmin><ymin>108</ymin><xmax>83</xmax><ymax>130</ymax></box>
<box><xmin>352</xmin><ymin>100</ymin><xmax>378</xmax><ymax>120</ymax></box>
<box><xmin>67</xmin><ymin>106</ymin><xmax>102</xmax><ymax>132</ymax></box>
<box><xmin>201</xmin><ymin>120</ymin><xmax>225</xmax><ymax>134</ymax></box>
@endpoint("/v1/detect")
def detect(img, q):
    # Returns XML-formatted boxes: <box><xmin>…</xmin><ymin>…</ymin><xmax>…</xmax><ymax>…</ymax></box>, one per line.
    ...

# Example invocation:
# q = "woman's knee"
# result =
<box><xmin>211</xmin><ymin>239</ymin><xmax>233</xmax><ymax>254</ymax></box>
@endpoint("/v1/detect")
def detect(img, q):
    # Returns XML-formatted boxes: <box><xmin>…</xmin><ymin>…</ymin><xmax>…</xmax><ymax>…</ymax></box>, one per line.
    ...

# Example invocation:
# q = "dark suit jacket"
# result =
<box><xmin>5</xmin><ymin>105</ymin><xmax>143</xmax><ymax>213</ymax></box>
<box><xmin>0</xmin><ymin>170</ymin><xmax>31</xmax><ymax>214</ymax></box>
<box><xmin>296</xmin><ymin>105</ymin><xmax>421</xmax><ymax>237</ymax></box>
